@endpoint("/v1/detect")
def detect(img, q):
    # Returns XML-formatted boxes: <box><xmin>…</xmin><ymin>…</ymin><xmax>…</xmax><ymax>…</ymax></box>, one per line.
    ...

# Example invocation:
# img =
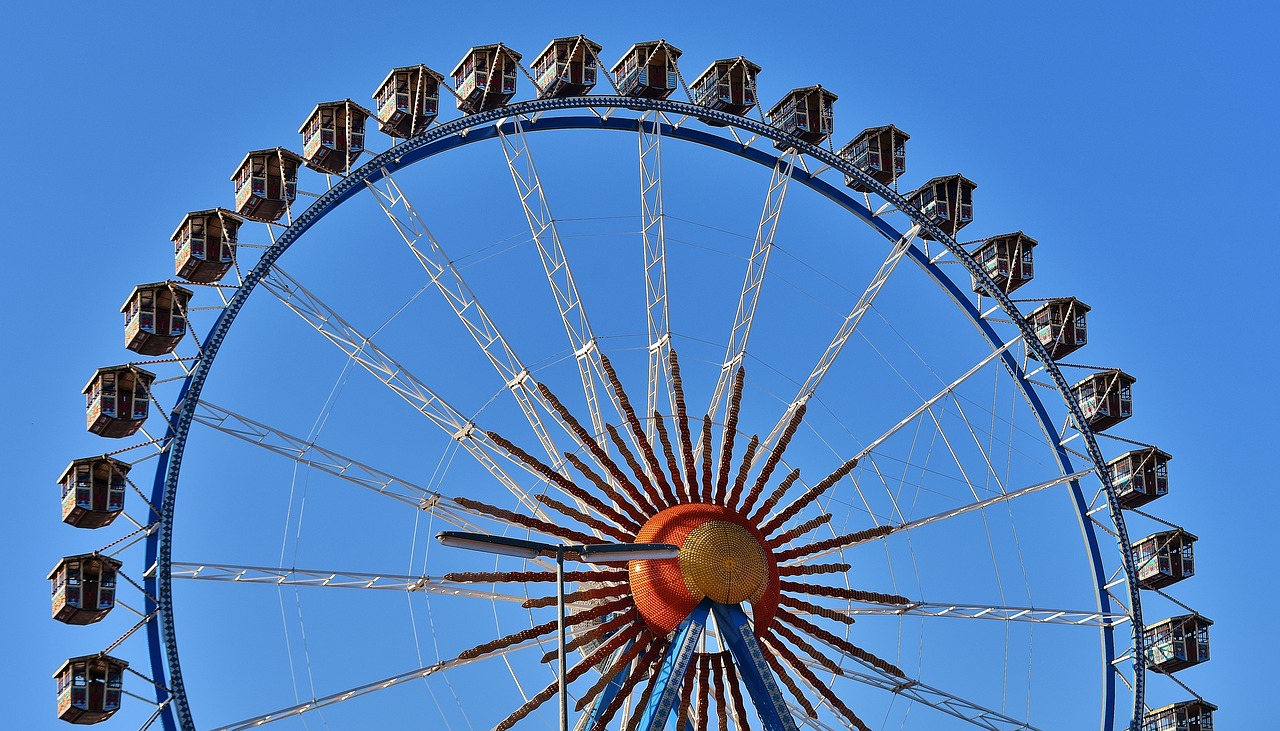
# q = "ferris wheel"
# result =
<box><xmin>50</xmin><ymin>36</ymin><xmax>1214</xmax><ymax>731</ymax></box>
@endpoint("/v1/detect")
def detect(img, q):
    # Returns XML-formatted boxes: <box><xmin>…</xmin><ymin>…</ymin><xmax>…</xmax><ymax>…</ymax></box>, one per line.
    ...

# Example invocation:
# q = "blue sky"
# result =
<box><xmin>3</xmin><ymin>2</ymin><xmax>1274</xmax><ymax>728</ymax></box>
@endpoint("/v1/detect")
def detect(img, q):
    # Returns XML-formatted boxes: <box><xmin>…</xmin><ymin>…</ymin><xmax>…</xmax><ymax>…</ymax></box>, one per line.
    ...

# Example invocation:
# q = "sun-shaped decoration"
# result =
<box><xmin>444</xmin><ymin>349</ymin><xmax>910</xmax><ymax>730</ymax></box>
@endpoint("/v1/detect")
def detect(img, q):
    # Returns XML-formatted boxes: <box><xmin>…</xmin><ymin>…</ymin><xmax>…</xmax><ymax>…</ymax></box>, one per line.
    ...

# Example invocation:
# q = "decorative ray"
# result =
<box><xmin>758</xmin><ymin>639</ymin><xmax>819</xmax><ymax>719</ymax></box>
<box><xmin>775</xmin><ymin>607</ymin><xmax>904</xmax><ymax>677</ymax></box>
<box><xmin>455</xmin><ymin>595</ymin><xmax>633</xmax><ymax>662</ymax></box>
<box><xmin>719</xmin><ymin>650</ymin><xmax>751</xmax><ymax>729</ymax></box>
<box><xmin>566</xmin><ymin>453</ymin><xmax>650</xmax><ymax>526</ymax></box>
<box><xmin>610</xmin><ymin>640</ymin><xmax>671</xmax><ymax>731</ymax></box>
<box><xmin>488</xmin><ymin>430</ymin><xmax>639</xmax><ymax>532</ymax></box>
<box><xmin>676</xmin><ymin>656</ymin><xmax>698</xmax><ymax>727</ymax></box>
<box><xmin>542</xmin><ymin>607</ymin><xmax>642</xmax><ymax>663</ymax></box>
<box><xmin>669</xmin><ymin>348</ymin><xmax>699</xmax><ymax>497</ymax></box>
<box><xmin>538</xmin><ymin>382</ymin><xmax>639</xmax><ymax>495</ymax></box>
<box><xmin>523</xmin><ymin>584</ymin><xmax>631</xmax><ymax>609</ymax></box>
<box><xmin>695</xmin><ymin>653</ymin><xmax>712</xmax><ymax>731</ymax></box>
<box><xmin>444</xmin><ymin>569</ymin><xmax>628</xmax><ymax>584</ymax></box>
<box><xmin>653</xmin><ymin>410</ymin><xmax>685</xmax><ymax>497</ymax></box>
<box><xmin>775</xmin><ymin>524</ymin><xmax>895</xmax><ymax>562</ymax></box>
<box><xmin>494</xmin><ymin>622</ymin><xmax>647</xmax><ymax>731</ymax></box>
<box><xmin>759</xmin><ymin>458</ymin><xmax>858</xmax><ymax>537</ymax></box>
<box><xmin>709</xmin><ymin>653</ymin><xmax>730</xmax><ymax>731</ymax></box>
<box><xmin>451</xmin><ymin>496</ymin><xmax>600</xmax><ymax>546</ymax></box>
<box><xmin>536</xmin><ymin>493</ymin><xmax>635</xmax><ymax>542</ymax></box>
<box><xmin>768</xmin><ymin>513</ymin><xmax>833</xmax><ymax>548</ymax></box>
<box><xmin>748</xmin><ymin>468</ymin><xmax>801</xmax><ymax>524</ymax></box>
<box><xmin>699</xmin><ymin>415</ymin><xmax>715</xmax><ymax>502</ymax></box>
<box><xmin>779</xmin><ymin>581</ymin><xmax>911</xmax><ymax>606</ymax></box>
<box><xmin>777</xmin><ymin>562</ymin><xmax>851</xmax><ymax>577</ymax></box>
<box><xmin>738</xmin><ymin>402</ymin><xmax>806</xmax><ymax>515</ymax></box>
<box><xmin>764</xmin><ymin>635</ymin><xmax>870</xmax><ymax>731</ymax></box>
<box><xmin>600</xmin><ymin>352</ymin><xmax>673</xmax><ymax>504</ymax></box>
<box><xmin>779</xmin><ymin>593</ymin><xmax>858</xmax><ymax>626</ymax></box>
<box><xmin>606</xmin><ymin>423</ymin><xmax>662</xmax><ymax>514</ymax></box>
<box><xmin>575</xmin><ymin>636</ymin><xmax>655</xmax><ymax>712</ymax></box>
<box><xmin>724</xmin><ymin>434</ymin><xmax>759</xmax><ymax>509</ymax></box>
<box><xmin>715</xmin><ymin>367</ymin><xmax>746</xmax><ymax>504</ymax></box>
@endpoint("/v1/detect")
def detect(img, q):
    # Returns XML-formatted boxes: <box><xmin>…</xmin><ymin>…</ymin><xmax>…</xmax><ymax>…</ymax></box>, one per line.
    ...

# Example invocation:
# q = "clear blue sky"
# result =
<box><xmin>3</xmin><ymin>2</ymin><xmax>1273</xmax><ymax>728</ymax></box>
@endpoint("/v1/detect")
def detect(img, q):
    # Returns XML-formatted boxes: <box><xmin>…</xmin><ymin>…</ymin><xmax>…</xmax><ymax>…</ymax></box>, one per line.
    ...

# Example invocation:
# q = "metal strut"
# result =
<box><xmin>496</xmin><ymin>115</ymin><xmax>625</xmax><ymax>453</ymax></box>
<box><xmin>258</xmin><ymin>266</ymin><xmax>546</xmax><ymax>519</ymax></box>
<box><xmin>363</xmin><ymin>171</ymin><xmax>573</xmax><ymax>479</ymax></box>
<box><xmin>759</xmin><ymin>224</ymin><xmax>920</xmax><ymax>459</ymax></box>
<box><xmin>639</xmin><ymin>111</ymin><xmax>674</xmax><ymax>434</ymax></box>
<box><xmin>706</xmin><ymin>148</ymin><xmax>800</xmax><ymax>425</ymax></box>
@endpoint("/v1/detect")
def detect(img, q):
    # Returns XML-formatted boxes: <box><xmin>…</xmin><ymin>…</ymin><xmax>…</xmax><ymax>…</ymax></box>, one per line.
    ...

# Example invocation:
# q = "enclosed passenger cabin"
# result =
<box><xmin>1133</xmin><ymin>529</ymin><xmax>1197</xmax><ymax>590</ymax></box>
<box><xmin>231</xmin><ymin>148</ymin><xmax>302</xmax><ymax>223</ymax></box>
<box><xmin>1028</xmin><ymin>297</ymin><xmax>1089</xmax><ymax>360</ymax></box>
<box><xmin>1071</xmin><ymin>369</ymin><xmax>1135</xmax><ymax>432</ymax></box>
<box><xmin>690</xmin><ymin>57</ymin><xmax>761</xmax><ymax>118</ymax></box>
<box><xmin>1109</xmin><ymin>447</ymin><xmax>1171</xmax><ymax>509</ymax></box>
<box><xmin>839</xmin><ymin>125</ymin><xmax>909</xmax><ymax>192</ymax></box>
<box><xmin>532</xmin><ymin>35</ymin><xmax>602</xmax><ymax>98</ymax></box>
<box><xmin>373</xmin><ymin>65</ymin><xmax>444</xmax><ymax>139</ymax></box>
<box><xmin>50</xmin><ymin>554</ymin><xmax>121</xmax><ymax>625</ymax></box>
<box><xmin>84</xmin><ymin>365</ymin><xmax>155</xmax><ymax>438</ymax></box>
<box><xmin>452</xmin><ymin>44</ymin><xmax>522</xmax><ymax>114</ymax></box>
<box><xmin>971</xmin><ymin>232</ymin><xmax>1037</xmax><ymax>295</ymax></box>
<box><xmin>906</xmin><ymin>174</ymin><xmax>976</xmax><ymax>241</ymax></box>
<box><xmin>1143</xmin><ymin>700</ymin><xmax>1216</xmax><ymax>731</ymax></box>
<box><xmin>611</xmin><ymin>40</ymin><xmax>682</xmax><ymax>99</ymax></box>
<box><xmin>299</xmin><ymin>100</ymin><xmax>372</xmax><ymax>175</ymax></box>
<box><xmin>57</xmin><ymin>457</ymin><xmax>129</xmax><ymax>529</ymax></box>
<box><xmin>767</xmin><ymin>85</ymin><xmax>837</xmax><ymax>149</ymax></box>
<box><xmin>121</xmin><ymin>282</ymin><xmax>193</xmax><ymax>356</ymax></box>
<box><xmin>54</xmin><ymin>654</ymin><xmax>127</xmax><ymax>724</ymax></box>
<box><xmin>1144</xmin><ymin>614</ymin><xmax>1211</xmax><ymax>674</ymax></box>
<box><xmin>172</xmin><ymin>209</ymin><xmax>243</xmax><ymax>283</ymax></box>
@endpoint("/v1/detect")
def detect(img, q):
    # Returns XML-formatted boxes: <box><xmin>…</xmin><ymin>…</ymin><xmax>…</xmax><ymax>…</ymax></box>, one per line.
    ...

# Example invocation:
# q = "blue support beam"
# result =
<box><xmin>639</xmin><ymin>601</ymin><xmax>710</xmax><ymax>731</ymax></box>
<box><xmin>710</xmin><ymin>602</ymin><xmax>798</xmax><ymax>731</ymax></box>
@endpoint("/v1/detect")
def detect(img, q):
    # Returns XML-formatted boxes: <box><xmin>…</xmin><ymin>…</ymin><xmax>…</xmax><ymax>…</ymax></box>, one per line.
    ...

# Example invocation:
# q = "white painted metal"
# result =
<box><xmin>168</xmin><ymin>562</ymin><xmax>524</xmax><ymax>601</ymax></box>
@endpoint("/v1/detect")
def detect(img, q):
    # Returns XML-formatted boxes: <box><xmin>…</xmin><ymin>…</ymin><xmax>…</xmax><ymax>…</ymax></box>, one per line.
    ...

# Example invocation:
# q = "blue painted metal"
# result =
<box><xmin>142</xmin><ymin>95</ymin><xmax>1140</xmax><ymax>730</ymax></box>
<box><xmin>638</xmin><ymin>601</ymin><xmax>709</xmax><ymax>731</ymax></box>
<box><xmin>710</xmin><ymin>602</ymin><xmax>799</xmax><ymax>731</ymax></box>
<box><xmin>580</xmin><ymin>642</ymin><xmax>631</xmax><ymax>730</ymax></box>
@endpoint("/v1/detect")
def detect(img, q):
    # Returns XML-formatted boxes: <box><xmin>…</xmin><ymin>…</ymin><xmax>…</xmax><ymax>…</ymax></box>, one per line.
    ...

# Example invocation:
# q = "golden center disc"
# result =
<box><xmin>678</xmin><ymin>520</ymin><xmax>769</xmax><ymax>604</ymax></box>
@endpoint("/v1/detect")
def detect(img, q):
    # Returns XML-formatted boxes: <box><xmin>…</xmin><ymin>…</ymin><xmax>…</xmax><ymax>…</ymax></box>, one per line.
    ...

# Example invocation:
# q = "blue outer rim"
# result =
<box><xmin>143</xmin><ymin>96</ymin><xmax>1142</xmax><ymax>730</ymax></box>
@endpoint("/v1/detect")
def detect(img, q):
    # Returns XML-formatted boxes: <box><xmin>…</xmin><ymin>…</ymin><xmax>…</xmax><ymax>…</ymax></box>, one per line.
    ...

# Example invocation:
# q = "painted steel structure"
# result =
<box><xmin>123</xmin><ymin>96</ymin><xmax>1149</xmax><ymax>730</ymax></box>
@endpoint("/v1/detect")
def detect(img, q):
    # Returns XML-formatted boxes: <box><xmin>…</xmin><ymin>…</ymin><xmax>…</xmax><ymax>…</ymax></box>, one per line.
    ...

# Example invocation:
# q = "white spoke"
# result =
<box><xmin>706</xmin><ymin>148</ymin><xmax>800</xmax><ymax>423</ymax></box>
<box><xmin>257</xmin><ymin>267</ymin><xmax>545</xmax><ymax>518</ymax></box>
<box><xmin>211</xmin><ymin>637</ymin><xmax>543</xmax><ymax>731</ymax></box>
<box><xmin>787</xmin><ymin>638</ymin><xmax>1043</xmax><ymax>731</ymax></box>
<box><xmin>856</xmin><ymin>336</ymin><xmax>1021</xmax><ymax>461</ymax></box>
<box><xmin>760</xmin><ymin>224</ymin><xmax>919</xmax><ymax>457</ymax></box>
<box><xmin>833</xmin><ymin>602</ymin><xmax>1130</xmax><ymax>627</ymax></box>
<box><xmin>787</xmin><ymin>469</ymin><xmax>1092</xmax><ymax>565</ymax></box>
<box><xmin>191</xmin><ymin>401</ymin><xmax>491</xmax><ymax>531</ymax></box>
<box><xmin>639</xmin><ymin>111</ymin><xmax>673</xmax><ymax>431</ymax></box>
<box><xmin>168</xmin><ymin>562</ymin><xmax>525</xmax><ymax>601</ymax></box>
<box><xmin>363</xmin><ymin>170</ymin><xmax>573</xmax><ymax>477</ymax></box>
<box><xmin>497</xmin><ymin>116</ymin><xmax>621</xmax><ymax>449</ymax></box>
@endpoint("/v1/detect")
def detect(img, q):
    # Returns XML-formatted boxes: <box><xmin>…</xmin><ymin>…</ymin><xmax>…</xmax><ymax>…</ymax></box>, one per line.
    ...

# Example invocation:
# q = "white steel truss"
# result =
<box><xmin>497</xmin><ymin>116</ymin><xmax>623</xmax><ymax>450</ymax></box>
<box><xmin>190</xmin><ymin>400</ymin><xmax>487</xmax><ymax>531</ymax></box>
<box><xmin>258</xmin><ymin>266</ymin><xmax>544</xmax><ymax>518</ymax></box>
<box><xmin>788</xmin><ymin>469</ymin><xmax>1093</xmax><ymax>565</ymax></box>
<box><xmin>760</xmin><ymin>224</ymin><xmax>920</xmax><ymax>458</ymax></box>
<box><xmin>785</xmin><ymin>645</ymin><xmax>1043</xmax><ymax>731</ymax></box>
<box><xmin>834</xmin><ymin>602</ymin><xmax>1130</xmax><ymax>628</ymax></box>
<box><xmin>211</xmin><ymin>637</ymin><xmax>543</xmax><ymax>731</ymax></box>
<box><xmin>639</xmin><ymin>112</ymin><xmax>674</xmax><ymax>434</ymax></box>
<box><xmin>706</xmin><ymin>148</ymin><xmax>800</xmax><ymax>424</ymax></box>
<box><xmin>167</xmin><ymin>562</ymin><xmax>525</xmax><ymax>601</ymax></box>
<box><xmin>363</xmin><ymin>171</ymin><xmax>572</xmax><ymax>478</ymax></box>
